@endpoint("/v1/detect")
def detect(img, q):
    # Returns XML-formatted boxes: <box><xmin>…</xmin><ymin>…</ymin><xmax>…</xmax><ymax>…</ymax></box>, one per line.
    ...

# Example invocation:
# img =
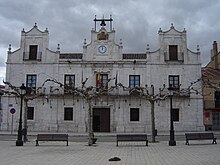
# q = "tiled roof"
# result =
<box><xmin>202</xmin><ymin>67</ymin><xmax>220</xmax><ymax>79</ymax></box>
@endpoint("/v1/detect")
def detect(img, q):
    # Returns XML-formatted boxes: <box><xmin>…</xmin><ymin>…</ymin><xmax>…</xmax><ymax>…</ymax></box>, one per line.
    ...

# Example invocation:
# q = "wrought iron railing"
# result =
<box><xmin>164</xmin><ymin>52</ymin><xmax>184</xmax><ymax>62</ymax></box>
<box><xmin>60</xmin><ymin>53</ymin><xmax>83</xmax><ymax>59</ymax></box>
<box><xmin>23</xmin><ymin>52</ymin><xmax>42</xmax><ymax>61</ymax></box>
<box><xmin>123</xmin><ymin>53</ymin><xmax>146</xmax><ymax>59</ymax></box>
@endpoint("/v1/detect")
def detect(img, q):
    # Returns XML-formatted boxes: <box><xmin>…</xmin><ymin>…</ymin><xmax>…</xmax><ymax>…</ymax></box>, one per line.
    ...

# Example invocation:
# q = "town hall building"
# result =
<box><xmin>1</xmin><ymin>16</ymin><xmax>204</xmax><ymax>134</ymax></box>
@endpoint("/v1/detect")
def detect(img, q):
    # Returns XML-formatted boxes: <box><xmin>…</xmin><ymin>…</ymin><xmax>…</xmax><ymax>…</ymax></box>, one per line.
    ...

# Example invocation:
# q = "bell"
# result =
<box><xmin>100</xmin><ymin>20</ymin><xmax>106</xmax><ymax>26</ymax></box>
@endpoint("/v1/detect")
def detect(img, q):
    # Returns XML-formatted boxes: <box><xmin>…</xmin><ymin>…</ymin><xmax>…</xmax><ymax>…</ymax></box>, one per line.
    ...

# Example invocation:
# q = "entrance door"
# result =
<box><xmin>213</xmin><ymin>112</ymin><xmax>220</xmax><ymax>130</ymax></box>
<box><xmin>93</xmin><ymin>108</ymin><xmax>110</xmax><ymax>132</ymax></box>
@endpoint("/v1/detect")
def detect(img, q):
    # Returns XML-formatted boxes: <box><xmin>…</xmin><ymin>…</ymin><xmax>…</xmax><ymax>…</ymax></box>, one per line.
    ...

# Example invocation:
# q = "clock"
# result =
<box><xmin>98</xmin><ymin>45</ymin><xmax>107</xmax><ymax>53</ymax></box>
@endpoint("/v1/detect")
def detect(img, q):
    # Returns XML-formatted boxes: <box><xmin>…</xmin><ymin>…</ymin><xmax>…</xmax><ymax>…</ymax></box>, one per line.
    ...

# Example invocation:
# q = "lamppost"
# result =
<box><xmin>168</xmin><ymin>86</ymin><xmax>176</xmax><ymax>146</ymax></box>
<box><xmin>16</xmin><ymin>83</ymin><xmax>26</xmax><ymax>146</ymax></box>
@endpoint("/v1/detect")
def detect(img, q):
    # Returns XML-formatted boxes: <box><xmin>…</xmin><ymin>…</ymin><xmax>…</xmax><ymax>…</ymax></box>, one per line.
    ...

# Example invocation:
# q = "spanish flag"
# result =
<box><xmin>97</xmin><ymin>71</ymin><xmax>101</xmax><ymax>87</ymax></box>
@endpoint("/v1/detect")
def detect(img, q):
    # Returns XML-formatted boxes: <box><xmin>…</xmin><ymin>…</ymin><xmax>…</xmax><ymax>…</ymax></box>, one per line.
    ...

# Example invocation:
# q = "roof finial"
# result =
<box><xmin>34</xmin><ymin>23</ymin><xmax>37</xmax><ymax>28</ymax></box>
<box><xmin>171</xmin><ymin>23</ymin><xmax>174</xmax><ymax>29</ymax></box>
<box><xmin>146</xmin><ymin>44</ymin><xmax>150</xmax><ymax>53</ymax></box>
<box><xmin>8</xmin><ymin>44</ymin><xmax>11</xmax><ymax>52</ymax></box>
<box><xmin>183</xmin><ymin>28</ymin><xmax>186</xmax><ymax>32</ymax></box>
<box><xmin>158</xmin><ymin>28</ymin><xmax>162</xmax><ymax>33</ymax></box>
<box><xmin>197</xmin><ymin>45</ymin><xmax>200</xmax><ymax>52</ymax></box>
<box><xmin>119</xmin><ymin>39</ymin><xmax>122</xmax><ymax>45</ymax></box>
<box><xmin>57</xmin><ymin>44</ymin><xmax>60</xmax><ymax>52</ymax></box>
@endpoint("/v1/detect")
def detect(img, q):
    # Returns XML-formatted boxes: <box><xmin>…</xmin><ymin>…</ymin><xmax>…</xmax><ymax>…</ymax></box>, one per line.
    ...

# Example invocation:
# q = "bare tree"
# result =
<box><xmin>2</xmin><ymin>81</ymin><xmax>45</xmax><ymax>142</ymax></box>
<box><xmin>1</xmin><ymin>77</ymin><xmax>202</xmax><ymax>145</ymax></box>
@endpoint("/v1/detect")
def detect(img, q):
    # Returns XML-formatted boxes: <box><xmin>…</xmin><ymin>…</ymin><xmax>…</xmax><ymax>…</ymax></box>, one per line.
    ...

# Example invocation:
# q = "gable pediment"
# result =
<box><xmin>159</xmin><ymin>24</ymin><xmax>186</xmax><ymax>36</ymax></box>
<box><xmin>22</xmin><ymin>23</ymin><xmax>48</xmax><ymax>36</ymax></box>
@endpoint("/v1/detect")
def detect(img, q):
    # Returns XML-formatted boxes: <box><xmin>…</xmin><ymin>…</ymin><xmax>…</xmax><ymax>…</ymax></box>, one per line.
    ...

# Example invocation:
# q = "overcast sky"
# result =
<box><xmin>0</xmin><ymin>0</ymin><xmax>220</xmax><ymax>84</ymax></box>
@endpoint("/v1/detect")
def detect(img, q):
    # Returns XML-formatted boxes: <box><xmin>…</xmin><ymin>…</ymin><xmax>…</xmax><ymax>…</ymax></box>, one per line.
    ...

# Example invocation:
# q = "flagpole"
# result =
<box><xmin>115</xmin><ymin>71</ymin><xmax>118</xmax><ymax>86</ymax></box>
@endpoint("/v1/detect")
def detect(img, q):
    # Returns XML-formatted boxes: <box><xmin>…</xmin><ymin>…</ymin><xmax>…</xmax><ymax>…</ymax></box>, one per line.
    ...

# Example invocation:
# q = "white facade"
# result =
<box><xmin>1</xmin><ymin>19</ymin><xmax>204</xmax><ymax>133</ymax></box>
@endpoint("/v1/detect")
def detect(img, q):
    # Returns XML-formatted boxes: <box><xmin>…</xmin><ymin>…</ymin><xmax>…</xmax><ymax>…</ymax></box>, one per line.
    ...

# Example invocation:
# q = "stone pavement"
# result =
<box><xmin>0</xmin><ymin>139</ymin><xmax>219</xmax><ymax>165</ymax></box>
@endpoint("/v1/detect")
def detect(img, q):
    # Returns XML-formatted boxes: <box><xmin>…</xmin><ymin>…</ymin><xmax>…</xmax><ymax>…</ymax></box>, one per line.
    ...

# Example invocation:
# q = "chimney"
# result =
<box><xmin>213</xmin><ymin>41</ymin><xmax>219</xmax><ymax>69</ymax></box>
<box><xmin>213</xmin><ymin>41</ymin><xmax>218</xmax><ymax>55</ymax></box>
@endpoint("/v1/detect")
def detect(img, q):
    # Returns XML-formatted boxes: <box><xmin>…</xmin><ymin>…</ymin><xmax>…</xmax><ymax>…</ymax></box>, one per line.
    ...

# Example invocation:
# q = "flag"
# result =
<box><xmin>81</xmin><ymin>69</ymin><xmax>83</xmax><ymax>84</ymax></box>
<box><xmin>97</xmin><ymin>71</ymin><xmax>101</xmax><ymax>87</ymax></box>
<box><xmin>115</xmin><ymin>71</ymin><xmax>118</xmax><ymax>86</ymax></box>
<box><xmin>81</xmin><ymin>69</ymin><xmax>84</xmax><ymax>87</ymax></box>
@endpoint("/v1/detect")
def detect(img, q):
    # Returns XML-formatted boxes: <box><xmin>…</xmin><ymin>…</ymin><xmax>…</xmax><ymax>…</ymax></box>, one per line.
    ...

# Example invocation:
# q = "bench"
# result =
<box><xmin>36</xmin><ymin>134</ymin><xmax>68</xmax><ymax>146</ymax></box>
<box><xmin>185</xmin><ymin>132</ymin><xmax>217</xmax><ymax>145</ymax></box>
<box><xmin>116</xmin><ymin>134</ymin><xmax>148</xmax><ymax>146</ymax></box>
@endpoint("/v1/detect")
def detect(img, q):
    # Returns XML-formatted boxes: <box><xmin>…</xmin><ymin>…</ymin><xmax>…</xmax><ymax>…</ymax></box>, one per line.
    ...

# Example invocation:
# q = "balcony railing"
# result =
<box><xmin>160</xmin><ymin>88</ymin><xmax>190</xmax><ymax>97</ymax></box>
<box><xmin>46</xmin><ymin>85</ymin><xmax>190</xmax><ymax>98</ymax></box>
<box><xmin>175</xmin><ymin>88</ymin><xmax>190</xmax><ymax>97</ymax></box>
<box><xmin>23</xmin><ymin>52</ymin><xmax>42</xmax><ymax>61</ymax></box>
<box><xmin>164</xmin><ymin>52</ymin><xmax>184</xmax><ymax>62</ymax></box>
<box><xmin>60</xmin><ymin>53</ymin><xmax>83</xmax><ymax>59</ymax></box>
<box><xmin>204</xmin><ymin>100</ymin><xmax>220</xmax><ymax>109</ymax></box>
<box><xmin>123</xmin><ymin>53</ymin><xmax>146</xmax><ymax>59</ymax></box>
<box><xmin>50</xmin><ymin>86</ymin><xmax>64</xmax><ymax>95</ymax></box>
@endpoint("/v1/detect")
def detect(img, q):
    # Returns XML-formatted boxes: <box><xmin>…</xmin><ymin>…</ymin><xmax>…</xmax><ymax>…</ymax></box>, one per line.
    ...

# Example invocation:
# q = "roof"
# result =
<box><xmin>202</xmin><ymin>67</ymin><xmax>220</xmax><ymax>79</ymax></box>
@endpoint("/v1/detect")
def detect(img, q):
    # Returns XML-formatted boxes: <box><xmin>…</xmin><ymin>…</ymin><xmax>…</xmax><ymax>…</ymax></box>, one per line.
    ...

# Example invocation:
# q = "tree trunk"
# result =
<box><xmin>88</xmin><ymin>99</ymin><xmax>93</xmax><ymax>146</ymax></box>
<box><xmin>150</xmin><ymin>100</ymin><xmax>156</xmax><ymax>142</ymax></box>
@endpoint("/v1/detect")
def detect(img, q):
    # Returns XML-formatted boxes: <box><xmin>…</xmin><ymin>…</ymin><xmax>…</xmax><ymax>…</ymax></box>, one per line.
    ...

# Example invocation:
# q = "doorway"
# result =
<box><xmin>212</xmin><ymin>112</ymin><xmax>220</xmax><ymax>130</ymax></box>
<box><xmin>93</xmin><ymin>108</ymin><xmax>110</xmax><ymax>132</ymax></box>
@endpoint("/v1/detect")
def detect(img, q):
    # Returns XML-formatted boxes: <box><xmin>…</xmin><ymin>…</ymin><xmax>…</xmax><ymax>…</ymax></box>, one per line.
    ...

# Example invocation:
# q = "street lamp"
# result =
<box><xmin>16</xmin><ymin>83</ymin><xmax>26</xmax><ymax>146</ymax></box>
<box><xmin>168</xmin><ymin>86</ymin><xmax>176</xmax><ymax>146</ymax></box>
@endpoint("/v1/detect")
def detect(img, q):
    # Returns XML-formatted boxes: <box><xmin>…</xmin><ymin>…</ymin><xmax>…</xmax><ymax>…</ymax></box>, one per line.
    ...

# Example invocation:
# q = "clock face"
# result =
<box><xmin>98</xmin><ymin>45</ymin><xmax>107</xmax><ymax>53</ymax></box>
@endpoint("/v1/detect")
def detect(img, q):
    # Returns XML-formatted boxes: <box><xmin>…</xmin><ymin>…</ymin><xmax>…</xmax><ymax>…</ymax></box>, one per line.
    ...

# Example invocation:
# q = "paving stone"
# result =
<box><xmin>0</xmin><ymin>140</ymin><xmax>220</xmax><ymax>165</ymax></box>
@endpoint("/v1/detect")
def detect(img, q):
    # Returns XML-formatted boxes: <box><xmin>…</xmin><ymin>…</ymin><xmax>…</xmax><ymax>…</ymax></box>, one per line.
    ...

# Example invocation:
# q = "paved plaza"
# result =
<box><xmin>0</xmin><ymin>134</ymin><xmax>219</xmax><ymax>165</ymax></box>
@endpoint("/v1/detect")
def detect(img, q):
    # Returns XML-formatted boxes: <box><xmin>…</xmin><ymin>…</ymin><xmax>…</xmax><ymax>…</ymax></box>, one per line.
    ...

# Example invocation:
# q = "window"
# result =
<box><xmin>172</xmin><ymin>108</ymin><xmax>179</xmax><ymax>122</ymax></box>
<box><xmin>27</xmin><ymin>107</ymin><xmax>34</xmax><ymax>120</ymax></box>
<box><xmin>169</xmin><ymin>75</ymin><xmax>179</xmax><ymax>89</ymax></box>
<box><xmin>96</xmin><ymin>73</ymin><xmax>108</xmax><ymax>89</ymax></box>
<box><xmin>29</xmin><ymin>45</ymin><xmax>38</xmax><ymax>60</ymax></box>
<box><xmin>64</xmin><ymin>107</ymin><xmax>73</xmax><ymax>121</ymax></box>
<box><xmin>130</xmin><ymin>108</ymin><xmax>139</xmax><ymax>121</ymax></box>
<box><xmin>64</xmin><ymin>75</ymin><xmax>75</xmax><ymax>93</ymax></box>
<box><xmin>26</xmin><ymin>75</ymin><xmax>37</xmax><ymax>89</ymax></box>
<box><xmin>169</xmin><ymin>45</ymin><xmax>178</xmax><ymax>61</ymax></box>
<box><xmin>215</xmin><ymin>91</ymin><xmax>220</xmax><ymax>108</ymax></box>
<box><xmin>129</xmin><ymin>75</ymin><xmax>140</xmax><ymax>88</ymax></box>
<box><xmin>64</xmin><ymin>75</ymin><xmax>75</xmax><ymax>87</ymax></box>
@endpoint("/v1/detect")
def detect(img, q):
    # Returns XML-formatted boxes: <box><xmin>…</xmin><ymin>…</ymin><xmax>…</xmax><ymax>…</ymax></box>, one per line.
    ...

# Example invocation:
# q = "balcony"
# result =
<box><xmin>50</xmin><ymin>86</ymin><xmax>64</xmax><ymax>95</ymax></box>
<box><xmin>174</xmin><ymin>88</ymin><xmax>190</xmax><ymax>97</ymax></box>
<box><xmin>60</xmin><ymin>53</ymin><xmax>82</xmax><ymax>59</ymax></box>
<box><xmin>25</xmin><ymin>87</ymin><xmax>36</xmax><ymax>95</ymax></box>
<box><xmin>164</xmin><ymin>52</ymin><xmax>184</xmax><ymax>62</ymax></box>
<box><xmin>23</xmin><ymin>52</ymin><xmax>42</xmax><ymax>61</ymax></box>
<box><xmin>64</xmin><ymin>86</ymin><xmax>75</xmax><ymax>94</ymax></box>
<box><xmin>123</xmin><ymin>53</ymin><xmax>146</xmax><ymax>59</ymax></box>
<box><xmin>160</xmin><ymin>88</ymin><xmax>190</xmax><ymax>97</ymax></box>
<box><xmin>204</xmin><ymin>100</ymin><xmax>220</xmax><ymax>109</ymax></box>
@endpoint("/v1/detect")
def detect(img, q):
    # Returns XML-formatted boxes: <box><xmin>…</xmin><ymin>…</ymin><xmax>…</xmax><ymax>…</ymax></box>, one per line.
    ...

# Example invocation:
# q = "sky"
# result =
<box><xmin>0</xmin><ymin>0</ymin><xmax>220</xmax><ymax>84</ymax></box>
